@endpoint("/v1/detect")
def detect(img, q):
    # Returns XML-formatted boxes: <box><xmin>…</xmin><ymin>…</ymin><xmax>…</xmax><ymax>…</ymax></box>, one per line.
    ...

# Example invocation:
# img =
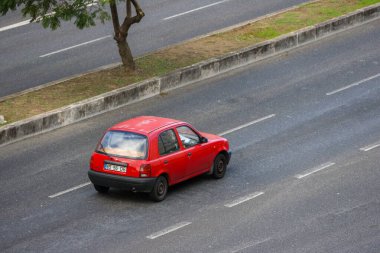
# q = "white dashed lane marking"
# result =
<box><xmin>326</xmin><ymin>72</ymin><xmax>380</xmax><ymax>96</ymax></box>
<box><xmin>49</xmin><ymin>182</ymin><xmax>91</xmax><ymax>198</ymax></box>
<box><xmin>163</xmin><ymin>0</ymin><xmax>231</xmax><ymax>20</ymax></box>
<box><xmin>295</xmin><ymin>162</ymin><xmax>335</xmax><ymax>179</ymax></box>
<box><xmin>224</xmin><ymin>192</ymin><xmax>264</xmax><ymax>208</ymax></box>
<box><xmin>40</xmin><ymin>35</ymin><xmax>111</xmax><ymax>58</ymax></box>
<box><xmin>360</xmin><ymin>141</ymin><xmax>380</xmax><ymax>152</ymax></box>
<box><xmin>146</xmin><ymin>222</ymin><xmax>192</xmax><ymax>239</ymax></box>
<box><xmin>0</xmin><ymin>1</ymin><xmax>98</xmax><ymax>32</ymax></box>
<box><xmin>230</xmin><ymin>238</ymin><xmax>271</xmax><ymax>253</ymax></box>
<box><xmin>0</xmin><ymin>19</ymin><xmax>31</xmax><ymax>32</ymax></box>
<box><xmin>218</xmin><ymin>114</ymin><xmax>276</xmax><ymax>136</ymax></box>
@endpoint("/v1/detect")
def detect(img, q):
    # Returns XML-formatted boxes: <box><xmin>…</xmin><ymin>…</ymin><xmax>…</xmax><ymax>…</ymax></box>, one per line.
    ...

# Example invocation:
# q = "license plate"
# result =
<box><xmin>104</xmin><ymin>163</ymin><xmax>127</xmax><ymax>173</ymax></box>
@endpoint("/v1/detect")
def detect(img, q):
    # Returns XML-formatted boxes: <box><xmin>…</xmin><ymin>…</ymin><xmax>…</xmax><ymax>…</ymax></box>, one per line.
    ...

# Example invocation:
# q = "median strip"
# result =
<box><xmin>1</xmin><ymin>0</ymin><xmax>380</xmax><ymax>146</ymax></box>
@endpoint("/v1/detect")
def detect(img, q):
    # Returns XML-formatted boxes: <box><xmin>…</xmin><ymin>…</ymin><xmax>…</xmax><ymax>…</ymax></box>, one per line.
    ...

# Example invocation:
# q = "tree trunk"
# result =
<box><xmin>116</xmin><ymin>36</ymin><xmax>135</xmax><ymax>69</ymax></box>
<box><xmin>109</xmin><ymin>0</ymin><xmax>144</xmax><ymax>71</ymax></box>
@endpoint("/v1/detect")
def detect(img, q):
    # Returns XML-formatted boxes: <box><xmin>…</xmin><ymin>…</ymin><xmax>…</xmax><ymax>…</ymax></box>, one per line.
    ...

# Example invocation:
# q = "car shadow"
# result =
<box><xmin>92</xmin><ymin>172</ymin><xmax>222</xmax><ymax>203</ymax></box>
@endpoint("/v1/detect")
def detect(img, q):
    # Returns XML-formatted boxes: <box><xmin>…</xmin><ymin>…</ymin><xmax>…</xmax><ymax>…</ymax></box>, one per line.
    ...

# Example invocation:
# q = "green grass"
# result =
<box><xmin>237</xmin><ymin>27</ymin><xmax>281</xmax><ymax>41</ymax></box>
<box><xmin>358</xmin><ymin>0</ymin><xmax>380</xmax><ymax>6</ymax></box>
<box><xmin>1</xmin><ymin>0</ymin><xmax>379</xmax><ymax>125</ymax></box>
<box><xmin>274</xmin><ymin>12</ymin><xmax>303</xmax><ymax>25</ymax></box>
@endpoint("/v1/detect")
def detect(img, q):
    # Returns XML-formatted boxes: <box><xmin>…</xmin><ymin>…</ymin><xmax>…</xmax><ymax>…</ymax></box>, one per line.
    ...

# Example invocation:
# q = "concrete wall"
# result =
<box><xmin>1</xmin><ymin>4</ymin><xmax>379</xmax><ymax>146</ymax></box>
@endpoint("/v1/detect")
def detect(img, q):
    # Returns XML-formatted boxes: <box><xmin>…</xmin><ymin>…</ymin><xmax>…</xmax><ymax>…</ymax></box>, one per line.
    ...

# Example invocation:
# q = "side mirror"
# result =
<box><xmin>200</xmin><ymin>137</ymin><xmax>208</xmax><ymax>143</ymax></box>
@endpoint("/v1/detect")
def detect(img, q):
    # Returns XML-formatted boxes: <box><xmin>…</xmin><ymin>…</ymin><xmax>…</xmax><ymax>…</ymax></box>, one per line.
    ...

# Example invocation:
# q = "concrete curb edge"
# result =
<box><xmin>1</xmin><ymin>3</ymin><xmax>379</xmax><ymax>146</ymax></box>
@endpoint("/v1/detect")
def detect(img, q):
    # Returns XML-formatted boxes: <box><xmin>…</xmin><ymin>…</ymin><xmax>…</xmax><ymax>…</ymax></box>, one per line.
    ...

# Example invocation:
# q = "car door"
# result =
<box><xmin>176</xmin><ymin>125</ymin><xmax>210</xmax><ymax>176</ymax></box>
<box><xmin>158</xmin><ymin>129</ymin><xmax>187</xmax><ymax>182</ymax></box>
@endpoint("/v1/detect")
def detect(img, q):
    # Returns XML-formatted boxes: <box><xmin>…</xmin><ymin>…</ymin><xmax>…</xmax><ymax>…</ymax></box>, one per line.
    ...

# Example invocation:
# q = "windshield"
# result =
<box><xmin>97</xmin><ymin>131</ymin><xmax>148</xmax><ymax>159</ymax></box>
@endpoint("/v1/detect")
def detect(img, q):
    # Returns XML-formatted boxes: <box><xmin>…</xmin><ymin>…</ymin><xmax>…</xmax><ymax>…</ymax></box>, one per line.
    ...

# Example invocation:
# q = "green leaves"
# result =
<box><xmin>0</xmin><ymin>0</ymin><xmax>17</xmax><ymax>15</ymax></box>
<box><xmin>1</xmin><ymin>0</ymin><xmax>110</xmax><ymax>30</ymax></box>
<box><xmin>41</xmin><ymin>15</ymin><xmax>60</xmax><ymax>29</ymax></box>
<box><xmin>74</xmin><ymin>11</ymin><xmax>95</xmax><ymax>29</ymax></box>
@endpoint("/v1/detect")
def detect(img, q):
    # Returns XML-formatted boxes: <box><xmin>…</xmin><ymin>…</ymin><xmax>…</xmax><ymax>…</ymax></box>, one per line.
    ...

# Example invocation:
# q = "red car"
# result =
<box><xmin>88</xmin><ymin>116</ymin><xmax>231</xmax><ymax>201</ymax></box>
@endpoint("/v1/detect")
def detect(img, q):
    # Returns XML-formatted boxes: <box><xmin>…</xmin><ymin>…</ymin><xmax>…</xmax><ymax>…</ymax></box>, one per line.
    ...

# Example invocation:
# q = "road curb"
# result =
<box><xmin>1</xmin><ymin>3</ymin><xmax>379</xmax><ymax>146</ymax></box>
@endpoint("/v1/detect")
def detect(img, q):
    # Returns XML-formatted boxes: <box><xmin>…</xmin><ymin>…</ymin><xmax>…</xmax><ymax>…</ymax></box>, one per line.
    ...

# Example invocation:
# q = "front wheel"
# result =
<box><xmin>149</xmin><ymin>176</ymin><xmax>168</xmax><ymax>202</ymax></box>
<box><xmin>212</xmin><ymin>154</ymin><xmax>227</xmax><ymax>179</ymax></box>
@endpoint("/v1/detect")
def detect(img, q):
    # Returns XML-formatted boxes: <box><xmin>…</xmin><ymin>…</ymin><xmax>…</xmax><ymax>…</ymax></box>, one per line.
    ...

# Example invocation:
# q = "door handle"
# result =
<box><xmin>164</xmin><ymin>160</ymin><xmax>168</xmax><ymax>164</ymax></box>
<box><xmin>187</xmin><ymin>152</ymin><xmax>192</xmax><ymax>157</ymax></box>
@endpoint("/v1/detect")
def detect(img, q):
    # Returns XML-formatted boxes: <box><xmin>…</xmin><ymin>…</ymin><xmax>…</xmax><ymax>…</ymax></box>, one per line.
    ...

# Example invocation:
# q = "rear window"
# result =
<box><xmin>97</xmin><ymin>131</ymin><xmax>148</xmax><ymax>159</ymax></box>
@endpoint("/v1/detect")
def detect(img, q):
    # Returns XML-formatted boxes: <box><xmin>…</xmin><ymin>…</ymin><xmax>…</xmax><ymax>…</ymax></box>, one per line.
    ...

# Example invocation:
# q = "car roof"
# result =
<box><xmin>109</xmin><ymin>116</ymin><xmax>184</xmax><ymax>135</ymax></box>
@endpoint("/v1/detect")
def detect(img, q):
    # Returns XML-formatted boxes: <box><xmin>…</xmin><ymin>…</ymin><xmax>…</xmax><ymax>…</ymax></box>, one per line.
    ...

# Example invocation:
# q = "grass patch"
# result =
<box><xmin>358</xmin><ymin>0</ymin><xmax>380</xmax><ymax>6</ymax></box>
<box><xmin>1</xmin><ymin>0</ymin><xmax>379</xmax><ymax>125</ymax></box>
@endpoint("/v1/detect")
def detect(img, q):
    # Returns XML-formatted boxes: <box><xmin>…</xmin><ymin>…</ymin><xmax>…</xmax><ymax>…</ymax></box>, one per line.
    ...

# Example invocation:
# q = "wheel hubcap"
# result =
<box><xmin>158</xmin><ymin>181</ymin><xmax>165</xmax><ymax>195</ymax></box>
<box><xmin>217</xmin><ymin>160</ymin><xmax>224</xmax><ymax>174</ymax></box>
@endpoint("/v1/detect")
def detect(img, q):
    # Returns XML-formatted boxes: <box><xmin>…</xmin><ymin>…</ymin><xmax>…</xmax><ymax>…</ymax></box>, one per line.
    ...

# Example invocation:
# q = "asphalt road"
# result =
<box><xmin>1</xmin><ymin>18</ymin><xmax>380</xmax><ymax>253</ymax></box>
<box><xmin>0</xmin><ymin>0</ymin><xmax>310</xmax><ymax>97</ymax></box>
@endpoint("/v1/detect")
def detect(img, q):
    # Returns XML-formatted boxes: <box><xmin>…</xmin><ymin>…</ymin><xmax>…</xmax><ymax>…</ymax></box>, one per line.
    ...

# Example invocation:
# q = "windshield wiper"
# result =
<box><xmin>98</xmin><ymin>143</ymin><xmax>108</xmax><ymax>155</ymax></box>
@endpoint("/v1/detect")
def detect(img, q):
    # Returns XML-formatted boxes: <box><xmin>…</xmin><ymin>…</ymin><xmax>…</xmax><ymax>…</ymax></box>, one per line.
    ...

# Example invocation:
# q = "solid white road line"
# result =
<box><xmin>218</xmin><ymin>114</ymin><xmax>276</xmax><ymax>136</ymax></box>
<box><xmin>0</xmin><ymin>19</ymin><xmax>31</xmax><ymax>32</ymax></box>
<box><xmin>360</xmin><ymin>141</ymin><xmax>380</xmax><ymax>152</ymax></box>
<box><xmin>224</xmin><ymin>192</ymin><xmax>264</xmax><ymax>208</ymax></box>
<box><xmin>163</xmin><ymin>0</ymin><xmax>230</xmax><ymax>20</ymax></box>
<box><xmin>295</xmin><ymin>162</ymin><xmax>335</xmax><ymax>179</ymax></box>
<box><xmin>40</xmin><ymin>35</ymin><xmax>111</xmax><ymax>58</ymax></box>
<box><xmin>146</xmin><ymin>222</ymin><xmax>192</xmax><ymax>239</ymax></box>
<box><xmin>49</xmin><ymin>182</ymin><xmax>91</xmax><ymax>198</ymax></box>
<box><xmin>326</xmin><ymin>72</ymin><xmax>380</xmax><ymax>96</ymax></box>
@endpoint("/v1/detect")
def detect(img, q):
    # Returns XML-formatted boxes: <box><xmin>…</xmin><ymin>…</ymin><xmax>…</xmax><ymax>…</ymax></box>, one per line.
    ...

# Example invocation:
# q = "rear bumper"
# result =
<box><xmin>88</xmin><ymin>170</ymin><xmax>156</xmax><ymax>192</ymax></box>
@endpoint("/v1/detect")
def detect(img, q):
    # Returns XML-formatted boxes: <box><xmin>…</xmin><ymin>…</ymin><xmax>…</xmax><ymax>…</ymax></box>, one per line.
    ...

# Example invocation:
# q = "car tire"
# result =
<box><xmin>94</xmin><ymin>184</ymin><xmax>109</xmax><ymax>193</ymax></box>
<box><xmin>149</xmin><ymin>176</ymin><xmax>168</xmax><ymax>202</ymax></box>
<box><xmin>212</xmin><ymin>154</ymin><xmax>227</xmax><ymax>179</ymax></box>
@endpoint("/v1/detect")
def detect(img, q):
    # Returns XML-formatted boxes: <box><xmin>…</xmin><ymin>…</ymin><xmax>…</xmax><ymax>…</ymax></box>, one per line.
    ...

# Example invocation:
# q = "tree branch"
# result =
<box><xmin>120</xmin><ymin>0</ymin><xmax>144</xmax><ymax>34</ymax></box>
<box><xmin>109</xmin><ymin>0</ymin><xmax>121</xmax><ymax>40</ymax></box>
<box><xmin>127</xmin><ymin>0</ymin><xmax>131</xmax><ymax>18</ymax></box>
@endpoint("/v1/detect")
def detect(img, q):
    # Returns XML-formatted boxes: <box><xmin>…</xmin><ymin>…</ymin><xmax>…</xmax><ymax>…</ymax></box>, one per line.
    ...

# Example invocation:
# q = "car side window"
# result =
<box><xmin>158</xmin><ymin>129</ymin><xmax>180</xmax><ymax>156</ymax></box>
<box><xmin>177</xmin><ymin>126</ymin><xmax>200</xmax><ymax>148</ymax></box>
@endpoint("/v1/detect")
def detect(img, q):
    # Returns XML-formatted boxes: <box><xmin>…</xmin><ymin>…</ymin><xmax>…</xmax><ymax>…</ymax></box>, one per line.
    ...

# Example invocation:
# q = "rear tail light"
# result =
<box><xmin>140</xmin><ymin>164</ymin><xmax>151</xmax><ymax>178</ymax></box>
<box><xmin>89</xmin><ymin>155</ymin><xmax>94</xmax><ymax>170</ymax></box>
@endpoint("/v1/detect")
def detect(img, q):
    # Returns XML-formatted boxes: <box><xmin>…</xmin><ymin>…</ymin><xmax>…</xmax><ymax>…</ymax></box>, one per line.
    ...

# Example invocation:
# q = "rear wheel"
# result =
<box><xmin>94</xmin><ymin>184</ymin><xmax>109</xmax><ymax>193</ymax></box>
<box><xmin>149</xmin><ymin>176</ymin><xmax>168</xmax><ymax>202</ymax></box>
<box><xmin>212</xmin><ymin>154</ymin><xmax>227</xmax><ymax>179</ymax></box>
